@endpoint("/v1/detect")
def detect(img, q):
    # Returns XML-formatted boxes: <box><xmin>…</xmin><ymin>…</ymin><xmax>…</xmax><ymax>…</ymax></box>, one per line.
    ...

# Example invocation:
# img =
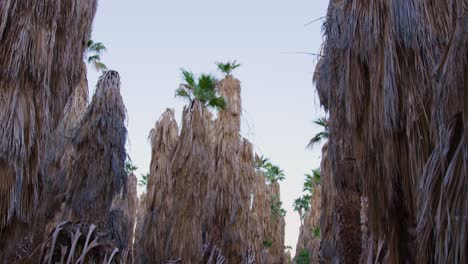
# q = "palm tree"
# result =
<box><xmin>293</xmin><ymin>195</ymin><xmax>311</xmax><ymax>222</ymax></box>
<box><xmin>307</xmin><ymin>117</ymin><xmax>329</xmax><ymax>149</ymax></box>
<box><xmin>86</xmin><ymin>39</ymin><xmax>108</xmax><ymax>72</ymax></box>
<box><xmin>265</xmin><ymin>164</ymin><xmax>286</xmax><ymax>183</ymax></box>
<box><xmin>270</xmin><ymin>194</ymin><xmax>286</xmax><ymax>217</ymax></box>
<box><xmin>138</xmin><ymin>173</ymin><xmax>149</xmax><ymax>187</ymax></box>
<box><xmin>125</xmin><ymin>159</ymin><xmax>138</xmax><ymax>174</ymax></box>
<box><xmin>303</xmin><ymin>169</ymin><xmax>321</xmax><ymax>195</ymax></box>
<box><xmin>176</xmin><ymin>69</ymin><xmax>226</xmax><ymax>110</ymax></box>
<box><xmin>216</xmin><ymin>60</ymin><xmax>241</xmax><ymax>76</ymax></box>
<box><xmin>254</xmin><ymin>154</ymin><xmax>270</xmax><ymax>170</ymax></box>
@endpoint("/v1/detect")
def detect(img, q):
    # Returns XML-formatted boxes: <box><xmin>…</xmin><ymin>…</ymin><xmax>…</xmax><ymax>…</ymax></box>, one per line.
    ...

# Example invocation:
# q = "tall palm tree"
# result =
<box><xmin>86</xmin><ymin>39</ymin><xmax>108</xmax><ymax>72</ymax></box>
<box><xmin>176</xmin><ymin>69</ymin><xmax>226</xmax><ymax>110</ymax></box>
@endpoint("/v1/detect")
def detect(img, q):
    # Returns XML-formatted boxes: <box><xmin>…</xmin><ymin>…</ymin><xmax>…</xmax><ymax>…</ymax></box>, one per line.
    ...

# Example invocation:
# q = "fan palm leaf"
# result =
<box><xmin>216</xmin><ymin>60</ymin><xmax>241</xmax><ymax>76</ymax></box>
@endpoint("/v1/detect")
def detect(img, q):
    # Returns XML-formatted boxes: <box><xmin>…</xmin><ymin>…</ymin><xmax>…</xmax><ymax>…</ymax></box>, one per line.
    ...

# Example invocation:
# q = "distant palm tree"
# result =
<box><xmin>254</xmin><ymin>154</ymin><xmax>286</xmax><ymax>184</ymax></box>
<box><xmin>265</xmin><ymin>164</ymin><xmax>286</xmax><ymax>183</ymax></box>
<box><xmin>270</xmin><ymin>194</ymin><xmax>286</xmax><ymax>217</ymax></box>
<box><xmin>254</xmin><ymin>154</ymin><xmax>270</xmax><ymax>170</ymax></box>
<box><xmin>125</xmin><ymin>160</ymin><xmax>138</xmax><ymax>175</ymax></box>
<box><xmin>139</xmin><ymin>173</ymin><xmax>149</xmax><ymax>187</ymax></box>
<box><xmin>176</xmin><ymin>69</ymin><xmax>226</xmax><ymax>110</ymax></box>
<box><xmin>86</xmin><ymin>39</ymin><xmax>108</xmax><ymax>72</ymax></box>
<box><xmin>307</xmin><ymin>117</ymin><xmax>329</xmax><ymax>149</ymax></box>
<box><xmin>216</xmin><ymin>60</ymin><xmax>241</xmax><ymax>76</ymax></box>
<box><xmin>293</xmin><ymin>195</ymin><xmax>311</xmax><ymax>223</ymax></box>
<box><xmin>303</xmin><ymin>169</ymin><xmax>321</xmax><ymax>195</ymax></box>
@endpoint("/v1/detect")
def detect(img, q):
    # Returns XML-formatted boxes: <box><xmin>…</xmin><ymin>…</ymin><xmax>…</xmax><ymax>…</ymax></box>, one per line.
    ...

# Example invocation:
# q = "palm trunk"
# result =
<box><xmin>0</xmin><ymin>1</ymin><xmax>97</xmax><ymax>260</ymax></box>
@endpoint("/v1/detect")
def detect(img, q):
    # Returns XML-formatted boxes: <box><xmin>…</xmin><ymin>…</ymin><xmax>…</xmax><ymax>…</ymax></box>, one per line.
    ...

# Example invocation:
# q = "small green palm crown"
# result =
<box><xmin>86</xmin><ymin>39</ymin><xmax>108</xmax><ymax>72</ymax></box>
<box><xmin>216</xmin><ymin>60</ymin><xmax>241</xmax><ymax>76</ymax></box>
<box><xmin>307</xmin><ymin>117</ymin><xmax>329</xmax><ymax>149</ymax></box>
<box><xmin>176</xmin><ymin>69</ymin><xmax>226</xmax><ymax>110</ymax></box>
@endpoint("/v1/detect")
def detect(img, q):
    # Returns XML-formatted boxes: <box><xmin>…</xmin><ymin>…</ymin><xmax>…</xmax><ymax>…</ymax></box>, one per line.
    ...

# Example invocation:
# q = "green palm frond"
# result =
<box><xmin>255</xmin><ymin>155</ymin><xmax>270</xmax><ymax>170</ymax></box>
<box><xmin>216</xmin><ymin>60</ymin><xmax>241</xmax><ymax>75</ymax></box>
<box><xmin>293</xmin><ymin>195</ymin><xmax>311</xmax><ymax>219</ymax></box>
<box><xmin>138</xmin><ymin>173</ymin><xmax>149</xmax><ymax>187</ymax></box>
<box><xmin>313</xmin><ymin>117</ymin><xmax>328</xmax><ymax>128</ymax></box>
<box><xmin>176</xmin><ymin>69</ymin><xmax>225</xmax><ymax>111</ymax></box>
<box><xmin>125</xmin><ymin>160</ymin><xmax>138</xmax><ymax>174</ymax></box>
<box><xmin>207</xmin><ymin>96</ymin><xmax>226</xmax><ymax>110</ymax></box>
<box><xmin>93</xmin><ymin>61</ymin><xmax>108</xmax><ymax>72</ymax></box>
<box><xmin>312</xmin><ymin>226</ymin><xmax>321</xmax><ymax>238</ymax></box>
<box><xmin>307</xmin><ymin>117</ymin><xmax>329</xmax><ymax>149</ymax></box>
<box><xmin>85</xmin><ymin>38</ymin><xmax>108</xmax><ymax>72</ymax></box>
<box><xmin>270</xmin><ymin>194</ymin><xmax>286</xmax><ymax>217</ymax></box>
<box><xmin>89</xmin><ymin>42</ymin><xmax>107</xmax><ymax>54</ymax></box>
<box><xmin>87</xmin><ymin>54</ymin><xmax>100</xmax><ymax>64</ymax></box>
<box><xmin>181</xmin><ymin>69</ymin><xmax>196</xmax><ymax>88</ymax></box>
<box><xmin>312</xmin><ymin>168</ymin><xmax>321</xmax><ymax>184</ymax></box>
<box><xmin>176</xmin><ymin>87</ymin><xmax>192</xmax><ymax>101</ymax></box>
<box><xmin>303</xmin><ymin>169</ymin><xmax>321</xmax><ymax>195</ymax></box>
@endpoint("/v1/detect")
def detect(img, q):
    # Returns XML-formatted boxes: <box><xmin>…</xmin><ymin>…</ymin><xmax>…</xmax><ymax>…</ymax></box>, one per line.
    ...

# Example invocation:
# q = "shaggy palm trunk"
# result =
<box><xmin>267</xmin><ymin>181</ymin><xmax>286</xmax><ymax>264</ymax></box>
<box><xmin>316</xmin><ymin>0</ymin><xmax>464</xmax><ymax>263</ymax></box>
<box><xmin>294</xmin><ymin>184</ymin><xmax>321</xmax><ymax>262</ymax></box>
<box><xmin>248</xmin><ymin>170</ymin><xmax>272</xmax><ymax>263</ymax></box>
<box><xmin>61</xmin><ymin>71</ymin><xmax>133</xmax><ymax>256</ymax></box>
<box><xmin>41</xmin><ymin>63</ymin><xmax>90</xmax><ymax>232</ymax></box>
<box><xmin>205</xmin><ymin>76</ymin><xmax>250</xmax><ymax>262</ymax></box>
<box><xmin>134</xmin><ymin>109</ymin><xmax>179</xmax><ymax>263</ymax></box>
<box><xmin>168</xmin><ymin>101</ymin><xmax>215</xmax><ymax>262</ymax></box>
<box><xmin>0</xmin><ymin>1</ymin><xmax>97</xmax><ymax>260</ymax></box>
<box><xmin>417</xmin><ymin>11</ymin><xmax>467</xmax><ymax>264</ymax></box>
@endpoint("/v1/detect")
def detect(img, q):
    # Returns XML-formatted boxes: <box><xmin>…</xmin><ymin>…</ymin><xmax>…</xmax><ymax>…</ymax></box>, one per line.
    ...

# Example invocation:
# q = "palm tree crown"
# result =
<box><xmin>307</xmin><ymin>117</ymin><xmax>329</xmax><ymax>149</ymax></box>
<box><xmin>176</xmin><ymin>69</ymin><xmax>226</xmax><ymax>110</ymax></box>
<box><xmin>216</xmin><ymin>60</ymin><xmax>241</xmax><ymax>76</ymax></box>
<box><xmin>86</xmin><ymin>39</ymin><xmax>108</xmax><ymax>72</ymax></box>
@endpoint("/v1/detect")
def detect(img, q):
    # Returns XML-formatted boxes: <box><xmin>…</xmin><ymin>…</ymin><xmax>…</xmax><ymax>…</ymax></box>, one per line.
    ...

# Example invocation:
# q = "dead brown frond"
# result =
<box><xmin>316</xmin><ymin>0</ymin><xmax>464</xmax><ymax>262</ymax></box>
<box><xmin>59</xmin><ymin>71</ymin><xmax>132</xmax><ymax>257</ymax></box>
<box><xmin>417</xmin><ymin>10</ymin><xmax>467</xmax><ymax>264</ymax></box>
<box><xmin>134</xmin><ymin>109</ymin><xmax>179</xmax><ymax>262</ymax></box>
<box><xmin>21</xmin><ymin>221</ymin><xmax>122</xmax><ymax>264</ymax></box>
<box><xmin>204</xmin><ymin>76</ymin><xmax>251</xmax><ymax>262</ymax></box>
<box><xmin>167</xmin><ymin>100</ymin><xmax>215</xmax><ymax>262</ymax></box>
<box><xmin>0</xmin><ymin>0</ymin><xmax>97</xmax><ymax>259</ymax></box>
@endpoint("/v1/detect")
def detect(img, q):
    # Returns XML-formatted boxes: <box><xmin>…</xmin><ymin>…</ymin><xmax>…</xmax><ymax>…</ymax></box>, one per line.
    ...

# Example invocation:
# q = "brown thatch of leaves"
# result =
<box><xmin>109</xmin><ymin>172</ymin><xmax>138</xmax><ymax>262</ymax></box>
<box><xmin>168</xmin><ymin>101</ymin><xmax>215</xmax><ymax>262</ymax></box>
<box><xmin>417</xmin><ymin>10</ymin><xmax>467</xmax><ymax>264</ymax></box>
<box><xmin>0</xmin><ymin>0</ymin><xmax>97</xmax><ymax>259</ymax></box>
<box><xmin>204</xmin><ymin>76</ymin><xmax>250</xmax><ymax>262</ymax></box>
<box><xmin>248</xmin><ymin>170</ymin><xmax>272</xmax><ymax>263</ymax></box>
<box><xmin>134</xmin><ymin>109</ymin><xmax>179</xmax><ymax>262</ymax></box>
<box><xmin>315</xmin><ymin>0</ymin><xmax>464</xmax><ymax>262</ymax></box>
<box><xmin>317</xmin><ymin>142</ymin><xmax>335</xmax><ymax>262</ymax></box>
<box><xmin>20</xmin><ymin>221</ymin><xmax>123</xmax><ymax>264</ymax></box>
<box><xmin>61</xmin><ymin>71</ymin><xmax>130</xmax><ymax>255</ymax></box>
<box><xmin>266</xmin><ymin>181</ymin><xmax>286</xmax><ymax>263</ymax></box>
<box><xmin>294</xmin><ymin>181</ymin><xmax>321</xmax><ymax>263</ymax></box>
<box><xmin>42</xmin><ymin>64</ymin><xmax>90</xmax><ymax>231</ymax></box>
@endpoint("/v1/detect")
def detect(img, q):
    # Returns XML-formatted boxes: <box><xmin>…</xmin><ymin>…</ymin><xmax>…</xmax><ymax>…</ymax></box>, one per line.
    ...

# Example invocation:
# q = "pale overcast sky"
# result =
<box><xmin>87</xmin><ymin>0</ymin><xmax>328</xmax><ymax>252</ymax></box>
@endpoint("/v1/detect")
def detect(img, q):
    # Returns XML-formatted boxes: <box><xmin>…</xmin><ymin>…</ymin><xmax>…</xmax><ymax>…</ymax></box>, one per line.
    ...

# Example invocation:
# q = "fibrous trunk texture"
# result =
<box><xmin>134</xmin><ymin>109</ymin><xmax>179</xmax><ymax>263</ymax></box>
<box><xmin>295</xmin><ymin>184</ymin><xmax>321</xmax><ymax>263</ymax></box>
<box><xmin>135</xmin><ymin>76</ymin><xmax>286</xmax><ymax>263</ymax></box>
<box><xmin>168</xmin><ymin>101</ymin><xmax>215</xmax><ymax>262</ymax></box>
<box><xmin>60</xmin><ymin>71</ymin><xmax>134</xmax><ymax>257</ymax></box>
<box><xmin>0</xmin><ymin>1</ymin><xmax>97</xmax><ymax>260</ymax></box>
<box><xmin>267</xmin><ymin>182</ymin><xmax>286</xmax><ymax>264</ymax></box>
<box><xmin>315</xmin><ymin>0</ymin><xmax>466</xmax><ymax>263</ymax></box>
<box><xmin>205</xmin><ymin>76</ymin><xmax>251</xmax><ymax>262</ymax></box>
